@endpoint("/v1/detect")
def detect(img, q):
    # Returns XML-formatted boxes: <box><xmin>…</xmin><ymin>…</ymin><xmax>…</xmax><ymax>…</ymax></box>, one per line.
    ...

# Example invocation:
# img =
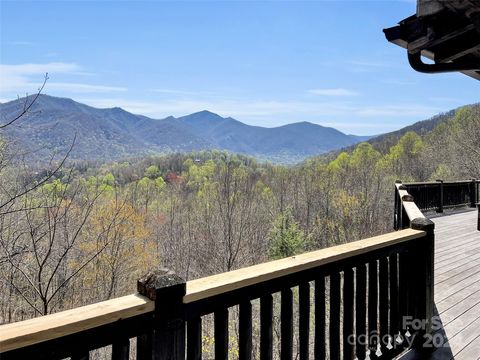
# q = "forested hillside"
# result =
<box><xmin>0</xmin><ymin>101</ymin><xmax>478</xmax><ymax>325</ymax></box>
<box><xmin>0</xmin><ymin>95</ymin><xmax>370</xmax><ymax>163</ymax></box>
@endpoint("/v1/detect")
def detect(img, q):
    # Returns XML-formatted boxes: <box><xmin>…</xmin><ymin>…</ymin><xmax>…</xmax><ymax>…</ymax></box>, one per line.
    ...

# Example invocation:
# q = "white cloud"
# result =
<box><xmin>308</xmin><ymin>88</ymin><xmax>359</xmax><ymax>97</ymax></box>
<box><xmin>0</xmin><ymin>62</ymin><xmax>81</xmax><ymax>75</ymax></box>
<box><xmin>77</xmin><ymin>98</ymin><xmax>345</xmax><ymax>119</ymax></box>
<box><xmin>48</xmin><ymin>82</ymin><xmax>127</xmax><ymax>93</ymax></box>
<box><xmin>356</xmin><ymin>104</ymin><xmax>442</xmax><ymax>117</ymax></box>
<box><xmin>429</xmin><ymin>96</ymin><xmax>463</xmax><ymax>103</ymax></box>
<box><xmin>74</xmin><ymin>96</ymin><xmax>443</xmax><ymax>135</ymax></box>
<box><xmin>76</xmin><ymin>96</ymin><xmax>442</xmax><ymax>125</ymax></box>
<box><xmin>319</xmin><ymin>121</ymin><xmax>400</xmax><ymax>133</ymax></box>
<box><xmin>0</xmin><ymin>61</ymin><xmax>443</xmax><ymax>134</ymax></box>
<box><xmin>381</xmin><ymin>79</ymin><xmax>416</xmax><ymax>86</ymax></box>
<box><xmin>345</xmin><ymin>59</ymin><xmax>400</xmax><ymax>73</ymax></box>
<box><xmin>0</xmin><ymin>62</ymin><xmax>126</xmax><ymax>95</ymax></box>
<box><xmin>347</xmin><ymin>60</ymin><xmax>391</xmax><ymax>68</ymax></box>
<box><xmin>152</xmin><ymin>89</ymin><xmax>202</xmax><ymax>96</ymax></box>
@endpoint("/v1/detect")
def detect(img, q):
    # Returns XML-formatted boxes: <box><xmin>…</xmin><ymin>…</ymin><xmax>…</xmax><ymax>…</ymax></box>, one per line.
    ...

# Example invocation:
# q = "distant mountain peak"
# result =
<box><xmin>186</xmin><ymin>110</ymin><xmax>224</xmax><ymax>119</ymax></box>
<box><xmin>178</xmin><ymin>110</ymin><xmax>228</xmax><ymax>127</ymax></box>
<box><xmin>196</xmin><ymin>110</ymin><xmax>218</xmax><ymax>115</ymax></box>
<box><xmin>0</xmin><ymin>95</ymin><xmax>373</xmax><ymax>164</ymax></box>
<box><xmin>278</xmin><ymin>121</ymin><xmax>331</xmax><ymax>131</ymax></box>
<box><xmin>288</xmin><ymin>121</ymin><xmax>321</xmax><ymax>127</ymax></box>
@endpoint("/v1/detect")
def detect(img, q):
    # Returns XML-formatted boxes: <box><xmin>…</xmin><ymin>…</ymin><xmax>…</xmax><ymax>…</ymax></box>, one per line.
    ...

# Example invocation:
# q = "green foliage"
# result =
<box><xmin>3</xmin><ymin>104</ymin><xmax>479</xmax><ymax>322</ymax></box>
<box><xmin>154</xmin><ymin>176</ymin><xmax>166</xmax><ymax>190</ymax></box>
<box><xmin>269</xmin><ymin>208</ymin><xmax>310</xmax><ymax>260</ymax></box>
<box><xmin>144</xmin><ymin>165</ymin><xmax>160</xmax><ymax>179</ymax></box>
<box><xmin>327</xmin><ymin>151</ymin><xmax>350</xmax><ymax>173</ymax></box>
<box><xmin>379</xmin><ymin>131</ymin><xmax>424</xmax><ymax>180</ymax></box>
<box><xmin>429</xmin><ymin>164</ymin><xmax>454</xmax><ymax>181</ymax></box>
<box><xmin>184</xmin><ymin>159</ymin><xmax>216</xmax><ymax>190</ymax></box>
<box><xmin>102</xmin><ymin>173</ymin><xmax>115</xmax><ymax>186</ymax></box>
<box><xmin>137</xmin><ymin>175</ymin><xmax>165</xmax><ymax>192</ymax></box>
<box><xmin>349</xmin><ymin>143</ymin><xmax>381</xmax><ymax>170</ymax></box>
<box><xmin>42</xmin><ymin>179</ymin><xmax>67</xmax><ymax>196</ymax></box>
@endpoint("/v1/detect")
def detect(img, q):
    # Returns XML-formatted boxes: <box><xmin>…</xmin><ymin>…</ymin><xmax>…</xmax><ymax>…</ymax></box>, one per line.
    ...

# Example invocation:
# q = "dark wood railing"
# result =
<box><xmin>1</xmin><ymin>183</ymin><xmax>439</xmax><ymax>360</ymax></box>
<box><xmin>394</xmin><ymin>179</ymin><xmax>479</xmax><ymax>219</ymax></box>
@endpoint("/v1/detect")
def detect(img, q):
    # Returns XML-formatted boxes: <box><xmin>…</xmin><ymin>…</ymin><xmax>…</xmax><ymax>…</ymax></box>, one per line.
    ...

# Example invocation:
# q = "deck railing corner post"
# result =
<box><xmin>394</xmin><ymin>183</ymin><xmax>400</xmax><ymax>230</ymax></box>
<box><xmin>138</xmin><ymin>269</ymin><xmax>186</xmax><ymax>360</ymax></box>
<box><xmin>470</xmin><ymin>178</ymin><xmax>478</xmax><ymax>208</ymax></box>
<box><xmin>410</xmin><ymin>218</ymin><xmax>435</xmax><ymax>349</ymax></box>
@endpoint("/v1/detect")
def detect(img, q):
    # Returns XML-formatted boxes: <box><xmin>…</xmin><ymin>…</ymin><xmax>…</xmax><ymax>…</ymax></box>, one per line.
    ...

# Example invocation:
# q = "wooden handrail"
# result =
<box><xmin>0</xmin><ymin>228</ymin><xmax>425</xmax><ymax>353</ymax></box>
<box><xmin>395</xmin><ymin>183</ymin><xmax>426</xmax><ymax>223</ymax></box>
<box><xmin>394</xmin><ymin>179</ymin><xmax>479</xmax><ymax>230</ymax></box>
<box><xmin>185</xmin><ymin>228</ymin><xmax>425</xmax><ymax>303</ymax></box>
<box><xmin>404</xmin><ymin>179</ymin><xmax>479</xmax><ymax>186</ymax></box>
<box><xmin>3</xmin><ymin>178</ymin><xmax>445</xmax><ymax>359</ymax></box>
<box><xmin>0</xmin><ymin>294</ymin><xmax>154</xmax><ymax>352</ymax></box>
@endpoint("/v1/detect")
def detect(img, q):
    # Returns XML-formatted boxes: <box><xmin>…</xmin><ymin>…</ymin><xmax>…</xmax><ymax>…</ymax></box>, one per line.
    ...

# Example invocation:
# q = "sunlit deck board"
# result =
<box><xmin>428</xmin><ymin>210</ymin><xmax>480</xmax><ymax>359</ymax></box>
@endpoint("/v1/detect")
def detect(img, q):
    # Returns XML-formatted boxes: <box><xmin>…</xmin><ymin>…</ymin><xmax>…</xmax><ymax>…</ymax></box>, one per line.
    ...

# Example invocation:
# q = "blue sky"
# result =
<box><xmin>1</xmin><ymin>0</ymin><xmax>478</xmax><ymax>135</ymax></box>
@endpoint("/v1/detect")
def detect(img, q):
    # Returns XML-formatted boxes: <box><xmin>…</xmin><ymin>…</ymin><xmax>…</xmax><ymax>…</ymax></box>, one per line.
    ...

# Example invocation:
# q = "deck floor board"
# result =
<box><xmin>425</xmin><ymin>210</ymin><xmax>480</xmax><ymax>360</ymax></box>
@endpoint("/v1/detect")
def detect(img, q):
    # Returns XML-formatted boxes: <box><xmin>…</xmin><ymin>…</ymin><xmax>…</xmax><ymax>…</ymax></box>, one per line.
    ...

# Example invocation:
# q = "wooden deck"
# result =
<box><xmin>426</xmin><ymin>210</ymin><xmax>480</xmax><ymax>359</ymax></box>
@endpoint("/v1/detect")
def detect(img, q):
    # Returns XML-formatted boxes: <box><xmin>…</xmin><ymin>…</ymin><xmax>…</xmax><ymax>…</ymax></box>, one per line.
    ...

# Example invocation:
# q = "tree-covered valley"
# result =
<box><xmin>1</xmin><ymin>101</ymin><xmax>478</xmax><ymax>324</ymax></box>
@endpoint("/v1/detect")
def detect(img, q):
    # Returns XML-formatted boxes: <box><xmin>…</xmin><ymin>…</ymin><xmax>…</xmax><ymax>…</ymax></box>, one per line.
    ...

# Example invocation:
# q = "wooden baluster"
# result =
<box><xmin>398</xmin><ymin>251</ymin><xmax>410</xmax><ymax>351</ymax></box>
<box><xmin>137</xmin><ymin>269</ymin><xmax>186</xmax><ymax>360</ymax></box>
<box><xmin>368</xmin><ymin>260</ymin><xmax>379</xmax><ymax>359</ymax></box>
<box><xmin>389</xmin><ymin>253</ymin><xmax>400</xmax><ymax>357</ymax></box>
<box><xmin>379</xmin><ymin>257</ymin><xmax>389</xmax><ymax>355</ymax></box>
<box><xmin>72</xmin><ymin>352</ymin><xmax>89</xmax><ymax>360</ymax></box>
<box><xmin>136</xmin><ymin>333</ymin><xmax>152</xmax><ymax>360</ymax></box>
<box><xmin>112</xmin><ymin>338</ymin><xmax>130</xmax><ymax>360</ymax></box>
<box><xmin>356</xmin><ymin>264</ymin><xmax>367</xmax><ymax>360</ymax></box>
<box><xmin>315</xmin><ymin>277</ymin><xmax>326</xmax><ymax>360</ymax></box>
<box><xmin>330</xmin><ymin>272</ymin><xmax>340</xmax><ymax>360</ymax></box>
<box><xmin>409</xmin><ymin>247</ymin><xmax>420</xmax><ymax>340</ymax></box>
<box><xmin>239</xmin><ymin>301</ymin><xmax>253</xmax><ymax>360</ymax></box>
<box><xmin>343</xmin><ymin>268</ymin><xmax>354</xmax><ymax>360</ymax></box>
<box><xmin>214</xmin><ymin>308</ymin><xmax>229</xmax><ymax>360</ymax></box>
<box><xmin>394</xmin><ymin>184</ymin><xmax>399</xmax><ymax>230</ymax></box>
<box><xmin>187</xmin><ymin>317</ymin><xmax>202</xmax><ymax>360</ymax></box>
<box><xmin>260</xmin><ymin>294</ymin><xmax>273</xmax><ymax>360</ymax></box>
<box><xmin>281</xmin><ymin>288</ymin><xmax>293</xmax><ymax>360</ymax></box>
<box><xmin>299</xmin><ymin>282</ymin><xmax>310</xmax><ymax>360</ymax></box>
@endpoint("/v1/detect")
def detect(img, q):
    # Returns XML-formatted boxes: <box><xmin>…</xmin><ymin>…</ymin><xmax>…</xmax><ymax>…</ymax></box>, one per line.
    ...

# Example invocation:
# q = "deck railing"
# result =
<box><xmin>394</xmin><ymin>179</ymin><xmax>479</xmax><ymax>219</ymax></box>
<box><xmin>1</xmin><ymin>184</ymin><xmax>438</xmax><ymax>360</ymax></box>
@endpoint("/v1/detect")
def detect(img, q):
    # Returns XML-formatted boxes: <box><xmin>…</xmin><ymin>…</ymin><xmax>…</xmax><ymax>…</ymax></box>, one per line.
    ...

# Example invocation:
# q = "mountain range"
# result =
<box><xmin>0</xmin><ymin>95</ymin><xmax>372</xmax><ymax>163</ymax></box>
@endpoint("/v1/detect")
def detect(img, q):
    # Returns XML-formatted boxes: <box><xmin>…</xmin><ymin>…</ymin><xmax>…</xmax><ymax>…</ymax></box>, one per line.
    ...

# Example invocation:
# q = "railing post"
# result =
<box><xmin>436</xmin><ymin>179</ymin><xmax>443</xmax><ymax>213</ymax></box>
<box><xmin>477</xmin><ymin>203</ymin><xmax>480</xmax><ymax>231</ymax></box>
<box><xmin>394</xmin><ymin>180</ymin><xmax>402</xmax><ymax>230</ymax></box>
<box><xmin>138</xmin><ymin>269</ymin><xmax>186</xmax><ymax>360</ymax></box>
<box><xmin>470</xmin><ymin>179</ymin><xmax>477</xmax><ymax>208</ymax></box>
<box><xmin>410</xmin><ymin>218</ymin><xmax>435</xmax><ymax>351</ymax></box>
<box><xmin>399</xmin><ymin>185</ymin><xmax>412</xmax><ymax>229</ymax></box>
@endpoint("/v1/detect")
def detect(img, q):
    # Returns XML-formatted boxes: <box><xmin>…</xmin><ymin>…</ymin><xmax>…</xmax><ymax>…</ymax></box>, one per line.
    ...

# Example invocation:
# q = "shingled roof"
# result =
<box><xmin>384</xmin><ymin>0</ymin><xmax>480</xmax><ymax>80</ymax></box>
